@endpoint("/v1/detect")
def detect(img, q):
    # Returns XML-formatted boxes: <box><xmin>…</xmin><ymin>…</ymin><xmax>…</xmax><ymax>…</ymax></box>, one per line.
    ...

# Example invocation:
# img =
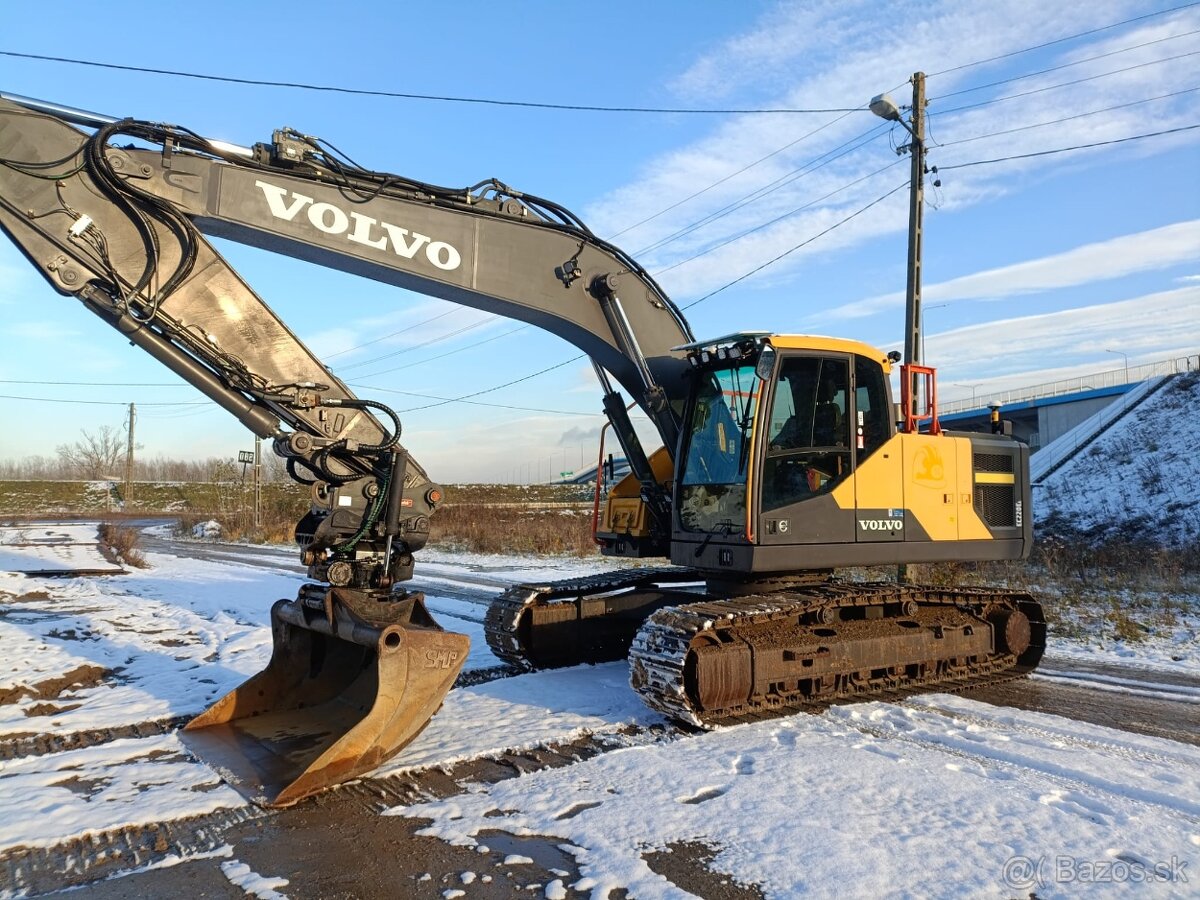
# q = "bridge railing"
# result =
<box><xmin>939</xmin><ymin>354</ymin><xmax>1200</xmax><ymax>415</ymax></box>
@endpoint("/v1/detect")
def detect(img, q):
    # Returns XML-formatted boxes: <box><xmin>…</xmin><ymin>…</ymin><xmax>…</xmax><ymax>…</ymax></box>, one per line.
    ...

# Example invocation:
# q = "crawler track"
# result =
<box><xmin>484</xmin><ymin>569</ymin><xmax>1046</xmax><ymax>729</ymax></box>
<box><xmin>630</xmin><ymin>583</ymin><xmax>1046</xmax><ymax>727</ymax></box>
<box><xmin>484</xmin><ymin>567</ymin><xmax>702</xmax><ymax>670</ymax></box>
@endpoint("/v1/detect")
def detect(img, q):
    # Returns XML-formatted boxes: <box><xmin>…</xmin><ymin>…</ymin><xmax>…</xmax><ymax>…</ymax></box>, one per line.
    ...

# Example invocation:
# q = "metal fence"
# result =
<box><xmin>939</xmin><ymin>354</ymin><xmax>1200</xmax><ymax>416</ymax></box>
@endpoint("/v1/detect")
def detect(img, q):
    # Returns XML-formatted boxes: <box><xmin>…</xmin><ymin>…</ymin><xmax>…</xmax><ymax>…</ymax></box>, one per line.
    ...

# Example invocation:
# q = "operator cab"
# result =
<box><xmin>673</xmin><ymin>333</ymin><xmax>897</xmax><ymax>573</ymax></box>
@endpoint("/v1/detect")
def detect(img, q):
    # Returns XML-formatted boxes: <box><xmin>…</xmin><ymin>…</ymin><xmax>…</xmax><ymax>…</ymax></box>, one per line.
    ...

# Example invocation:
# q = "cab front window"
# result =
<box><xmin>679</xmin><ymin>363</ymin><xmax>759</xmax><ymax>533</ymax></box>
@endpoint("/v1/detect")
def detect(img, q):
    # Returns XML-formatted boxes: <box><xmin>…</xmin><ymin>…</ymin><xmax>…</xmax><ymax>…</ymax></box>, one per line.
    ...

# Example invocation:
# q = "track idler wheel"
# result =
<box><xmin>988</xmin><ymin>607</ymin><xmax>1032</xmax><ymax>656</ymax></box>
<box><xmin>181</xmin><ymin>587</ymin><xmax>468</xmax><ymax>807</ymax></box>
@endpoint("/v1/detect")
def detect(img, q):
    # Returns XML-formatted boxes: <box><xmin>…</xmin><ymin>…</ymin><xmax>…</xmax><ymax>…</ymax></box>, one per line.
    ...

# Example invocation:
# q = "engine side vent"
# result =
<box><xmin>973</xmin><ymin>452</ymin><xmax>1014</xmax><ymax>474</ymax></box>
<box><xmin>974</xmin><ymin>484</ymin><xmax>1016</xmax><ymax>528</ymax></box>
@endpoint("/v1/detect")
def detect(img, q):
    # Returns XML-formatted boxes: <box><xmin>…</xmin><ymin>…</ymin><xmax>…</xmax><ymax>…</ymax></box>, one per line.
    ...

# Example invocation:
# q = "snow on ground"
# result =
<box><xmin>1036</xmin><ymin>370</ymin><xmax>1200</xmax><ymax>546</ymax></box>
<box><xmin>375</xmin><ymin>662</ymin><xmax>656</xmax><ymax>777</ymax></box>
<box><xmin>0</xmin><ymin>535</ymin><xmax>650</xmax><ymax>854</ymax></box>
<box><xmin>219</xmin><ymin>859</ymin><xmax>290</xmax><ymax>900</ymax></box>
<box><xmin>0</xmin><ymin>557</ymin><xmax>296</xmax><ymax>737</ymax></box>
<box><xmin>0</xmin><ymin>523</ymin><xmax>122</xmax><ymax>574</ymax></box>
<box><xmin>395</xmin><ymin>695</ymin><xmax>1200</xmax><ymax>899</ymax></box>
<box><xmin>0</xmin><ymin>733</ymin><xmax>244</xmax><ymax>851</ymax></box>
<box><xmin>2</xmin><ymin>527</ymin><xmax>1198</xmax><ymax>896</ymax></box>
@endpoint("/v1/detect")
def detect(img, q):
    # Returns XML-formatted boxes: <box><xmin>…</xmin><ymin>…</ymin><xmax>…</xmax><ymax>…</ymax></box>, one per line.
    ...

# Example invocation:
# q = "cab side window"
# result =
<box><xmin>853</xmin><ymin>354</ymin><xmax>891</xmax><ymax>460</ymax></box>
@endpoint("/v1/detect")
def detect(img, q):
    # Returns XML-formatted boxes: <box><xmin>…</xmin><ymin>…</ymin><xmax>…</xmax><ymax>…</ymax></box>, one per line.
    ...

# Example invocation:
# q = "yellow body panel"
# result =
<box><xmin>600</xmin><ymin>446</ymin><xmax>674</xmax><ymax>536</ymax></box>
<box><xmin>831</xmin><ymin>433</ymin><xmax>994</xmax><ymax>541</ymax></box>
<box><xmin>831</xmin><ymin>436</ymin><xmax>902</xmax><ymax>511</ymax></box>
<box><xmin>975</xmin><ymin>472</ymin><xmax>1016</xmax><ymax>485</ymax></box>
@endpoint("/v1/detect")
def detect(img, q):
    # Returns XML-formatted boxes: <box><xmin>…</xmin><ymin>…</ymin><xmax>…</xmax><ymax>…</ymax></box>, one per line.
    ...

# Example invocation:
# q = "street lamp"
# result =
<box><xmin>1105</xmin><ymin>349</ymin><xmax>1130</xmax><ymax>384</ymax></box>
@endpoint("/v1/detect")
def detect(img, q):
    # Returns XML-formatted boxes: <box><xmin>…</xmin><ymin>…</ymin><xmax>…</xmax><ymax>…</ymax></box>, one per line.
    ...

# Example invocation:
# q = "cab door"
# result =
<box><xmin>849</xmin><ymin>354</ymin><xmax>905</xmax><ymax>543</ymax></box>
<box><xmin>756</xmin><ymin>354</ymin><xmax>856</xmax><ymax>545</ymax></box>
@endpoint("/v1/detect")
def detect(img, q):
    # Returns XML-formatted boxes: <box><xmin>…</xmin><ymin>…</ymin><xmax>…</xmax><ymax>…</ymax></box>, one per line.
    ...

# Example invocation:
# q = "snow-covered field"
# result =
<box><xmin>0</xmin><ymin>523</ymin><xmax>123</xmax><ymax>575</ymax></box>
<box><xmin>0</xmin><ymin>525</ymin><xmax>1197</xmax><ymax>898</ymax></box>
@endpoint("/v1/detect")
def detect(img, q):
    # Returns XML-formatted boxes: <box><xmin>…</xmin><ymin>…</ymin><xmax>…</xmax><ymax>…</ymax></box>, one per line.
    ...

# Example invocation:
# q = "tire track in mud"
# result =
<box><xmin>0</xmin><ymin>725</ymin><xmax>670</xmax><ymax>896</ymax></box>
<box><xmin>905</xmin><ymin>696</ymin><xmax>1200</xmax><ymax>768</ymax></box>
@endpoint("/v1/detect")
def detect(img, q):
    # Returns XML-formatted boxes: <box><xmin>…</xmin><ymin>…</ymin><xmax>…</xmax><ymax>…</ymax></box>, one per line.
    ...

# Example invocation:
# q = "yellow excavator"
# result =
<box><xmin>0</xmin><ymin>91</ymin><xmax>1044</xmax><ymax>806</ymax></box>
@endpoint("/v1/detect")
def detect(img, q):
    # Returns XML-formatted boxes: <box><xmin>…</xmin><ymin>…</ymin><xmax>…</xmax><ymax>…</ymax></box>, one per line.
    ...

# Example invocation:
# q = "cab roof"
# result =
<box><xmin>767</xmin><ymin>334</ymin><xmax>893</xmax><ymax>371</ymax></box>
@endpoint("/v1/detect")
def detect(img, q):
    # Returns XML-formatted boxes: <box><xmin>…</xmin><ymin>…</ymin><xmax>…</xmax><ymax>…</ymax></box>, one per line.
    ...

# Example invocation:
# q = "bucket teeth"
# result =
<box><xmin>181</xmin><ymin>588</ymin><xmax>468</xmax><ymax>807</ymax></box>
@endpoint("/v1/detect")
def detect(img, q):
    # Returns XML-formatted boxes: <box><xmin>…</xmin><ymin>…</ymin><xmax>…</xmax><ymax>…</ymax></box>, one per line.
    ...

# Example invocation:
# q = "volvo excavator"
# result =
<box><xmin>0</xmin><ymin>91</ymin><xmax>1044</xmax><ymax>806</ymax></box>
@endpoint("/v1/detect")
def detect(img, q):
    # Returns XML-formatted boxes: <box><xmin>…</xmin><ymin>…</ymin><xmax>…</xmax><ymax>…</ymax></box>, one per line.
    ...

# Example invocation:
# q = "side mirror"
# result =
<box><xmin>755</xmin><ymin>346</ymin><xmax>776</xmax><ymax>381</ymax></box>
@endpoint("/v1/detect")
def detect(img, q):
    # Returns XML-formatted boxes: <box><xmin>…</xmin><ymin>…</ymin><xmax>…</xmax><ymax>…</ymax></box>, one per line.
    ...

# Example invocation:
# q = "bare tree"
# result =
<box><xmin>56</xmin><ymin>425</ymin><xmax>126</xmax><ymax>480</ymax></box>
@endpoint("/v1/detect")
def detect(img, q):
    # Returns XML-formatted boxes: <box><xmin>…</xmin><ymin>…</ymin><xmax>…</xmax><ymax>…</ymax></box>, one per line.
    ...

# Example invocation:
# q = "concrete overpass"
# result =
<box><xmin>935</xmin><ymin>354</ymin><xmax>1199</xmax><ymax>452</ymax></box>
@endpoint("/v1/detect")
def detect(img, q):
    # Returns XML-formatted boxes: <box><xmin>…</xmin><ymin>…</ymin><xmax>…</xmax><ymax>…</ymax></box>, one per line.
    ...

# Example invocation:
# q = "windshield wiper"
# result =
<box><xmin>693</xmin><ymin>520</ymin><xmax>735</xmax><ymax>558</ymax></box>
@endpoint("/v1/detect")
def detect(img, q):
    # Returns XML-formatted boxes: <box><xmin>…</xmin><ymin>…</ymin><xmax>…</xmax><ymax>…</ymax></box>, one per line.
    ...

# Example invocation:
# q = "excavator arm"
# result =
<box><xmin>0</xmin><ymin>91</ymin><xmax>696</xmax><ymax>804</ymax></box>
<box><xmin>0</xmin><ymin>92</ymin><xmax>692</xmax><ymax>536</ymax></box>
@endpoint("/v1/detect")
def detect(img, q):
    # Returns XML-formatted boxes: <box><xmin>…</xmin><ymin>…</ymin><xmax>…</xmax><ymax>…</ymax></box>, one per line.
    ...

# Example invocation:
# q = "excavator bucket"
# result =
<box><xmin>181</xmin><ymin>590</ymin><xmax>468</xmax><ymax>807</ymax></box>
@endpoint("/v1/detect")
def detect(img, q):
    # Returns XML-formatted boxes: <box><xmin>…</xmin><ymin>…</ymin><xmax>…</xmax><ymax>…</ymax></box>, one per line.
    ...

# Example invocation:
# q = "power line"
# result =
<box><xmin>681</xmin><ymin>182</ymin><xmax>908</xmax><ymax>310</ymax></box>
<box><xmin>931</xmin><ymin>49</ymin><xmax>1200</xmax><ymax>116</ymax></box>
<box><xmin>350</xmin><ymin>325</ymin><xmax>528</xmax><ymax>380</ymax></box>
<box><xmin>934</xmin><ymin>27</ymin><xmax>1200</xmax><ymax>100</ymax></box>
<box><xmin>653</xmin><ymin>159</ymin><xmax>904</xmax><ymax>277</ymax></box>
<box><xmin>0</xmin><ymin>50</ymin><xmax>864</xmax><ymax>115</ymax></box>
<box><xmin>933</xmin><ymin>86</ymin><xmax>1200</xmax><ymax>148</ymax></box>
<box><xmin>396</xmin><ymin>182</ymin><xmax>909</xmax><ymax>411</ymax></box>
<box><xmin>0</xmin><ymin>393</ymin><xmax>208</xmax><ymax>407</ymax></box>
<box><xmin>335</xmin><ymin>131</ymin><xmax>893</xmax><ymax>380</ymax></box>
<box><xmin>927</xmin><ymin>1</ymin><xmax>1200</xmax><ymax>78</ymax></box>
<box><xmin>633</xmin><ymin>124</ymin><xmax>890</xmax><ymax>257</ymax></box>
<box><xmin>351</xmin><ymin>383</ymin><xmax>600</xmax><ymax>417</ymax></box>
<box><xmin>607</xmin><ymin>110</ymin><xmax>863</xmax><ymax>240</ymax></box>
<box><xmin>323</xmin><ymin>308</ymin><xmax>458</xmax><ymax>360</ymax></box>
<box><xmin>0</xmin><ymin>378</ymin><xmax>184</xmax><ymax>387</ymax></box>
<box><xmin>336</xmin><ymin>313</ymin><xmax>500</xmax><ymax>372</ymax></box>
<box><xmin>938</xmin><ymin>122</ymin><xmax>1200</xmax><ymax>170</ymax></box>
<box><xmin>394</xmin><ymin>357</ymin><xmax>586</xmax><ymax>413</ymax></box>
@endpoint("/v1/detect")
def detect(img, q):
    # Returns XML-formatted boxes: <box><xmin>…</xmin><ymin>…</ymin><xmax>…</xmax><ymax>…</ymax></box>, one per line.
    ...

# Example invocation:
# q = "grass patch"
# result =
<box><xmin>97</xmin><ymin>522</ymin><xmax>148</xmax><ymax>569</ymax></box>
<box><xmin>429</xmin><ymin>504</ymin><xmax>596</xmax><ymax>556</ymax></box>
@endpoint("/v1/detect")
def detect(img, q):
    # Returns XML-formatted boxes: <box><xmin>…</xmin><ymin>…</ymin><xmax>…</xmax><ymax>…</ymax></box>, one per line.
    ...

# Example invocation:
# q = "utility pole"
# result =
<box><xmin>903</xmin><ymin>71</ymin><xmax>926</xmax><ymax>371</ymax></box>
<box><xmin>124</xmin><ymin>402</ymin><xmax>136</xmax><ymax>509</ymax></box>
<box><xmin>253</xmin><ymin>435</ymin><xmax>262</xmax><ymax>528</ymax></box>
<box><xmin>901</xmin><ymin>73</ymin><xmax>926</xmax><ymax>586</ymax></box>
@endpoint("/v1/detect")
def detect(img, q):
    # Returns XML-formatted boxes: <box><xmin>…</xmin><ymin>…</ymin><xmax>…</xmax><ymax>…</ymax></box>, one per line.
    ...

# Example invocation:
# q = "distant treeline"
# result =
<box><xmin>0</xmin><ymin>453</ymin><xmax>290</xmax><ymax>483</ymax></box>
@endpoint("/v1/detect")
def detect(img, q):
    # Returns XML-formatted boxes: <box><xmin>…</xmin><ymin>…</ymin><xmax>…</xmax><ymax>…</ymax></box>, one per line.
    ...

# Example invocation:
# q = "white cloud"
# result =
<box><xmin>831</xmin><ymin>220</ymin><xmax>1200</xmax><ymax>319</ymax></box>
<box><xmin>925</xmin><ymin>284</ymin><xmax>1200</xmax><ymax>394</ymax></box>
<box><xmin>588</xmin><ymin>1</ymin><xmax>1200</xmax><ymax>305</ymax></box>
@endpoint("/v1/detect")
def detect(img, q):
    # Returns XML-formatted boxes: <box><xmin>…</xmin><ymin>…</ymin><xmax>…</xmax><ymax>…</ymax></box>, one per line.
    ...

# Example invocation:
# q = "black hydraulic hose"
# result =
<box><xmin>85</xmin><ymin>120</ymin><xmax>200</xmax><ymax>309</ymax></box>
<box><xmin>322</xmin><ymin>397</ymin><xmax>402</xmax><ymax>452</ymax></box>
<box><xmin>286</xmin><ymin>456</ymin><xmax>318</xmax><ymax>485</ymax></box>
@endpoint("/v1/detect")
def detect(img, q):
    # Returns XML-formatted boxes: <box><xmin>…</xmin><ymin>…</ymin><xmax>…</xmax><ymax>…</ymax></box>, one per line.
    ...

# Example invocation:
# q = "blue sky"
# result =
<box><xmin>1</xmin><ymin>0</ymin><xmax>1197</xmax><ymax>482</ymax></box>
